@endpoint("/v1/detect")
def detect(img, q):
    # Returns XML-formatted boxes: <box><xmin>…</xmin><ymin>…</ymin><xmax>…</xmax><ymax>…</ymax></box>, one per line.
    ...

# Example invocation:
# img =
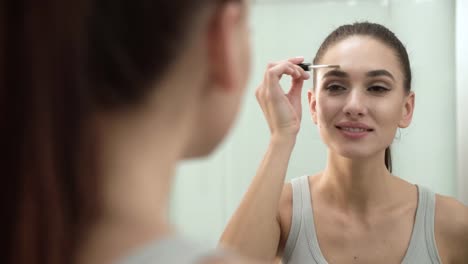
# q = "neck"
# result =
<box><xmin>78</xmin><ymin>80</ymin><xmax>200</xmax><ymax>264</ymax></box>
<box><xmin>97</xmin><ymin>121</ymin><xmax>179</xmax><ymax>234</ymax></box>
<box><xmin>76</xmin><ymin>37</ymin><xmax>210</xmax><ymax>263</ymax></box>
<box><xmin>319</xmin><ymin>150</ymin><xmax>393</xmax><ymax>212</ymax></box>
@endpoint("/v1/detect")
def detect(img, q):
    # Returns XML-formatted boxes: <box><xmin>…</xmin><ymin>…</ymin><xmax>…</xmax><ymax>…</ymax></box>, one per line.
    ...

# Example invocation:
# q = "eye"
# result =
<box><xmin>367</xmin><ymin>85</ymin><xmax>390</xmax><ymax>93</ymax></box>
<box><xmin>325</xmin><ymin>84</ymin><xmax>346</xmax><ymax>93</ymax></box>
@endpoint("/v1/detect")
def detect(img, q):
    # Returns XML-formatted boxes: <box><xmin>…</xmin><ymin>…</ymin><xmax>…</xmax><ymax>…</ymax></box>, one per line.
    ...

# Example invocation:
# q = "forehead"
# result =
<box><xmin>317</xmin><ymin>36</ymin><xmax>403</xmax><ymax>80</ymax></box>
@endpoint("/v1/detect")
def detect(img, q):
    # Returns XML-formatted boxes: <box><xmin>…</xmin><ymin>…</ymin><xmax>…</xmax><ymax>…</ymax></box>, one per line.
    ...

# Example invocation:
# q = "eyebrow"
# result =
<box><xmin>366</xmin><ymin>70</ymin><xmax>395</xmax><ymax>81</ymax></box>
<box><xmin>322</xmin><ymin>70</ymin><xmax>349</xmax><ymax>79</ymax></box>
<box><xmin>322</xmin><ymin>69</ymin><xmax>395</xmax><ymax>81</ymax></box>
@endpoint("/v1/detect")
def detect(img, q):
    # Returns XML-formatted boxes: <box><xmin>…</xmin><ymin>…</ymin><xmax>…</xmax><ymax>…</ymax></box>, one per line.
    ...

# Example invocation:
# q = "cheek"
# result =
<box><xmin>373</xmin><ymin>99</ymin><xmax>404</xmax><ymax>128</ymax></box>
<box><xmin>316</xmin><ymin>96</ymin><xmax>341</xmax><ymax>126</ymax></box>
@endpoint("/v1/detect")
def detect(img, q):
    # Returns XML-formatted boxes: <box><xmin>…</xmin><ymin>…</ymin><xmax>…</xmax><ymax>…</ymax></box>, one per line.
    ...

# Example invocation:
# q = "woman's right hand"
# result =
<box><xmin>255</xmin><ymin>57</ymin><xmax>310</xmax><ymax>141</ymax></box>
<box><xmin>220</xmin><ymin>58</ymin><xmax>310</xmax><ymax>261</ymax></box>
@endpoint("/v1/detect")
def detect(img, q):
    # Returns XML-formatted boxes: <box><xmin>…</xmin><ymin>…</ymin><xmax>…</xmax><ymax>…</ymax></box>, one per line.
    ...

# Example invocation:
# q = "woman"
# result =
<box><xmin>221</xmin><ymin>22</ymin><xmax>468</xmax><ymax>263</ymax></box>
<box><xmin>1</xmin><ymin>0</ymin><xmax>253</xmax><ymax>263</ymax></box>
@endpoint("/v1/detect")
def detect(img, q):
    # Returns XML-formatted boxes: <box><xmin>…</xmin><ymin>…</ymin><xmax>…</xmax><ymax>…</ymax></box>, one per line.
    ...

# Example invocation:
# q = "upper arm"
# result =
<box><xmin>434</xmin><ymin>195</ymin><xmax>468</xmax><ymax>264</ymax></box>
<box><xmin>276</xmin><ymin>183</ymin><xmax>294</xmax><ymax>259</ymax></box>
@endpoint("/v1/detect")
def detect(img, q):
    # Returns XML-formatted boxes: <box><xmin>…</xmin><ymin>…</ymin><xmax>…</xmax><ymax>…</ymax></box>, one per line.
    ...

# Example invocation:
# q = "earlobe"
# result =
<box><xmin>399</xmin><ymin>92</ymin><xmax>415</xmax><ymax>128</ymax></box>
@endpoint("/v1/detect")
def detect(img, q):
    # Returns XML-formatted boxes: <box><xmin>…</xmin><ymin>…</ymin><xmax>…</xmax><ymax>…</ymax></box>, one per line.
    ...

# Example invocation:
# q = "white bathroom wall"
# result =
<box><xmin>389</xmin><ymin>0</ymin><xmax>456</xmax><ymax>196</ymax></box>
<box><xmin>456</xmin><ymin>0</ymin><xmax>468</xmax><ymax>205</ymax></box>
<box><xmin>170</xmin><ymin>0</ymin><xmax>457</xmax><ymax>243</ymax></box>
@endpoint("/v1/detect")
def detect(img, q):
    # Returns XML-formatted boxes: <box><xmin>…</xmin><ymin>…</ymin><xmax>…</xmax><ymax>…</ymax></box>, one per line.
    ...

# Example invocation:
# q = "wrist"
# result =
<box><xmin>270</xmin><ymin>134</ymin><xmax>297</xmax><ymax>148</ymax></box>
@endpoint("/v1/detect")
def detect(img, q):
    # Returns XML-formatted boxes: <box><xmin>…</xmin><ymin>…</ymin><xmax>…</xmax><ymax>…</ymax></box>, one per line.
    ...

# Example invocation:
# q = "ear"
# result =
<box><xmin>398</xmin><ymin>92</ymin><xmax>415</xmax><ymax>128</ymax></box>
<box><xmin>308</xmin><ymin>90</ymin><xmax>318</xmax><ymax>124</ymax></box>
<box><xmin>206</xmin><ymin>1</ymin><xmax>243</xmax><ymax>93</ymax></box>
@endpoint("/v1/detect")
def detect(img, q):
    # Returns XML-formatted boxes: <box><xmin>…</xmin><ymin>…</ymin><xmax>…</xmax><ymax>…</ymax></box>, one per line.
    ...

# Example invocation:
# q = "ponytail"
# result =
<box><xmin>385</xmin><ymin>146</ymin><xmax>392</xmax><ymax>172</ymax></box>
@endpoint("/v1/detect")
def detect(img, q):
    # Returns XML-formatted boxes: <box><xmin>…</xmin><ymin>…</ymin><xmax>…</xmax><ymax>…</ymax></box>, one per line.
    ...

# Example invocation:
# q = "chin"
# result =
<box><xmin>182</xmin><ymin>109</ymin><xmax>237</xmax><ymax>159</ymax></box>
<box><xmin>182</xmin><ymin>146</ymin><xmax>215</xmax><ymax>159</ymax></box>
<box><xmin>331</xmin><ymin>144</ymin><xmax>378</xmax><ymax>160</ymax></box>
<box><xmin>181</xmin><ymin>134</ymin><xmax>225</xmax><ymax>160</ymax></box>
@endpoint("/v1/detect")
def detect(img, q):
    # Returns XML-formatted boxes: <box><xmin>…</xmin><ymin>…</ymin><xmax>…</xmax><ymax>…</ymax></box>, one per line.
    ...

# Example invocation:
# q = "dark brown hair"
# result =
<box><xmin>313</xmin><ymin>22</ymin><xmax>412</xmax><ymax>172</ymax></box>
<box><xmin>0</xmin><ymin>1</ymin><xmax>231</xmax><ymax>263</ymax></box>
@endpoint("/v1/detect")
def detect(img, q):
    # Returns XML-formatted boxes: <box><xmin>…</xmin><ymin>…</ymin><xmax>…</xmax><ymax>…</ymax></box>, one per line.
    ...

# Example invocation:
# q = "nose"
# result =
<box><xmin>343</xmin><ymin>89</ymin><xmax>367</xmax><ymax>118</ymax></box>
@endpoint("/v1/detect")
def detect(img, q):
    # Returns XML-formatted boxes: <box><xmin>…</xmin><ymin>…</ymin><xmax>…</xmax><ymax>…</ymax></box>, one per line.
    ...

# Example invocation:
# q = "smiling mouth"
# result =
<box><xmin>335</xmin><ymin>126</ymin><xmax>374</xmax><ymax>132</ymax></box>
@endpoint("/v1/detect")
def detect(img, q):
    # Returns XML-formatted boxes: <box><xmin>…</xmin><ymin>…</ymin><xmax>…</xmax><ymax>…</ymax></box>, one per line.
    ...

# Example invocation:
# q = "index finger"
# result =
<box><xmin>287</xmin><ymin>57</ymin><xmax>305</xmax><ymax>64</ymax></box>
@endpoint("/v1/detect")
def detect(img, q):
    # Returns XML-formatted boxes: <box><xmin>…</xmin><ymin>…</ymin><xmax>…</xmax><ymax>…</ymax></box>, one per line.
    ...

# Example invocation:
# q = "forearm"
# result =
<box><xmin>220</xmin><ymin>136</ymin><xmax>295</xmax><ymax>260</ymax></box>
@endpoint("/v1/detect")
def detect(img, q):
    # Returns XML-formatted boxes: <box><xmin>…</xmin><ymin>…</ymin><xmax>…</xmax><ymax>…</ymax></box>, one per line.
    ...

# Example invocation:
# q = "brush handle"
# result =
<box><xmin>296</xmin><ymin>62</ymin><xmax>312</xmax><ymax>71</ymax></box>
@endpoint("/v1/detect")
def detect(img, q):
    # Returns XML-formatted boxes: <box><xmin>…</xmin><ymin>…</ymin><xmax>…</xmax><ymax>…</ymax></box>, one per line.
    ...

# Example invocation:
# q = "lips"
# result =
<box><xmin>339</xmin><ymin>127</ymin><xmax>368</xmax><ymax>132</ymax></box>
<box><xmin>335</xmin><ymin>122</ymin><xmax>374</xmax><ymax>132</ymax></box>
<box><xmin>335</xmin><ymin>122</ymin><xmax>374</xmax><ymax>139</ymax></box>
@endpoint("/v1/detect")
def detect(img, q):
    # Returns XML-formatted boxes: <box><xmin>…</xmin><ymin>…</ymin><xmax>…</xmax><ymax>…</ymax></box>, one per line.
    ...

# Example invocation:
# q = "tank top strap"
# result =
<box><xmin>420</xmin><ymin>185</ymin><xmax>442</xmax><ymax>263</ymax></box>
<box><xmin>284</xmin><ymin>176</ymin><xmax>328</xmax><ymax>263</ymax></box>
<box><xmin>402</xmin><ymin>185</ymin><xmax>441</xmax><ymax>264</ymax></box>
<box><xmin>299</xmin><ymin>176</ymin><xmax>328</xmax><ymax>264</ymax></box>
<box><xmin>282</xmin><ymin>177</ymin><xmax>304</xmax><ymax>262</ymax></box>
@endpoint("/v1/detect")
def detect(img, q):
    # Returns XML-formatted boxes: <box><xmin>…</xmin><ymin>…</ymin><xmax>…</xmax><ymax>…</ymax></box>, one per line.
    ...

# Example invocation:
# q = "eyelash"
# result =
<box><xmin>367</xmin><ymin>85</ymin><xmax>390</xmax><ymax>93</ymax></box>
<box><xmin>325</xmin><ymin>84</ymin><xmax>346</xmax><ymax>92</ymax></box>
<box><xmin>325</xmin><ymin>84</ymin><xmax>390</xmax><ymax>93</ymax></box>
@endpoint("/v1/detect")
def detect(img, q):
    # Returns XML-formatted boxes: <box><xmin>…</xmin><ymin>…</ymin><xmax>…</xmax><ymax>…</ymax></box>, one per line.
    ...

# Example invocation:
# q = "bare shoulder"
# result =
<box><xmin>435</xmin><ymin>194</ymin><xmax>468</xmax><ymax>238</ymax></box>
<box><xmin>435</xmin><ymin>194</ymin><xmax>468</xmax><ymax>263</ymax></box>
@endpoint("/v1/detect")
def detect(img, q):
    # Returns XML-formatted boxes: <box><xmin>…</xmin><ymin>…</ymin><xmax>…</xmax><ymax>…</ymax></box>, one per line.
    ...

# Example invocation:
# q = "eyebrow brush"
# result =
<box><xmin>297</xmin><ymin>62</ymin><xmax>340</xmax><ymax>71</ymax></box>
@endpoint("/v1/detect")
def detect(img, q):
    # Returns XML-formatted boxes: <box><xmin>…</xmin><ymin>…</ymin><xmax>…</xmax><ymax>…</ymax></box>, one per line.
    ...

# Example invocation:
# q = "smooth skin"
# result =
<box><xmin>220</xmin><ymin>36</ymin><xmax>468</xmax><ymax>264</ymax></box>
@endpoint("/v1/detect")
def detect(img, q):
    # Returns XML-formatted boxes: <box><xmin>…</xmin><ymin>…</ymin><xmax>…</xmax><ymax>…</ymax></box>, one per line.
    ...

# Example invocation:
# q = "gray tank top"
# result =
<box><xmin>118</xmin><ymin>237</ymin><xmax>223</xmax><ymax>264</ymax></box>
<box><xmin>282</xmin><ymin>176</ymin><xmax>442</xmax><ymax>264</ymax></box>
